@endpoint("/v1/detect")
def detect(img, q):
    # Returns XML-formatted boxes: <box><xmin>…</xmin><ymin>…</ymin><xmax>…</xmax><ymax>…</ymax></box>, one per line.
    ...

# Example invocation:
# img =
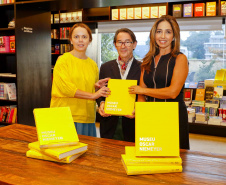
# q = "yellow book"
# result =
<box><xmin>150</xmin><ymin>6</ymin><xmax>159</xmax><ymax>18</ymax></box>
<box><xmin>134</xmin><ymin>7</ymin><xmax>142</xmax><ymax>19</ymax></box>
<box><xmin>28</xmin><ymin>141</ymin><xmax>88</xmax><ymax>160</ymax></box>
<box><xmin>104</xmin><ymin>79</ymin><xmax>137</xmax><ymax>116</ymax></box>
<box><xmin>111</xmin><ymin>9</ymin><xmax>119</xmax><ymax>20</ymax></box>
<box><xmin>142</xmin><ymin>7</ymin><xmax>150</xmax><ymax>19</ymax></box>
<box><xmin>158</xmin><ymin>6</ymin><xmax>167</xmax><ymax>17</ymax></box>
<box><xmin>26</xmin><ymin>149</ymin><xmax>87</xmax><ymax>163</ymax></box>
<box><xmin>206</xmin><ymin>2</ymin><xmax>216</xmax><ymax>16</ymax></box>
<box><xmin>33</xmin><ymin>107</ymin><xmax>79</xmax><ymax>148</ymax></box>
<box><xmin>135</xmin><ymin>102</ymin><xmax>179</xmax><ymax>157</ymax></box>
<box><xmin>195</xmin><ymin>89</ymin><xmax>205</xmax><ymax>101</ymax></box>
<box><xmin>123</xmin><ymin>146</ymin><xmax>182</xmax><ymax>166</ymax></box>
<box><xmin>127</xmin><ymin>8</ymin><xmax>134</xmax><ymax>19</ymax></box>
<box><xmin>121</xmin><ymin>157</ymin><xmax>182</xmax><ymax>175</ymax></box>
<box><xmin>120</xmin><ymin>8</ymin><xmax>127</xmax><ymax>20</ymax></box>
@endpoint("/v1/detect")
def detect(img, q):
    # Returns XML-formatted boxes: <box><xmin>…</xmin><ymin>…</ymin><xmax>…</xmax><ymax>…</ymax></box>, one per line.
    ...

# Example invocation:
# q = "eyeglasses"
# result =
<box><xmin>115</xmin><ymin>41</ymin><xmax>133</xmax><ymax>47</ymax></box>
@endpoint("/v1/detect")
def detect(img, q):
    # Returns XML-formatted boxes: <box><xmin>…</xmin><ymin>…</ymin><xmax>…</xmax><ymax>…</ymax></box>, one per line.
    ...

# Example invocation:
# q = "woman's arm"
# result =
<box><xmin>137</xmin><ymin>69</ymin><xmax>147</xmax><ymax>102</ymax></box>
<box><xmin>74</xmin><ymin>87</ymin><xmax>110</xmax><ymax>100</ymax></box>
<box><xmin>129</xmin><ymin>54</ymin><xmax>188</xmax><ymax>99</ymax></box>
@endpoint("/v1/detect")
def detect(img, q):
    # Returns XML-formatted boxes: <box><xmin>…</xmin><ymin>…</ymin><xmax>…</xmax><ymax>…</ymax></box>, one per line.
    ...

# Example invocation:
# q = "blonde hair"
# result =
<box><xmin>141</xmin><ymin>15</ymin><xmax>180</xmax><ymax>72</ymax></box>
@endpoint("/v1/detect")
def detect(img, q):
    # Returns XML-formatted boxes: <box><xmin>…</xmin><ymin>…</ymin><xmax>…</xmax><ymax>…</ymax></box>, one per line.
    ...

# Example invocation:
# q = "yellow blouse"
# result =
<box><xmin>50</xmin><ymin>52</ymin><xmax>99</xmax><ymax>123</ymax></box>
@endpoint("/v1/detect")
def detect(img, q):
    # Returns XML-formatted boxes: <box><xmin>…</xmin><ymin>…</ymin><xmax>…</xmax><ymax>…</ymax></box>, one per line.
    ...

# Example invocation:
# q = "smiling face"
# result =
<box><xmin>70</xmin><ymin>26</ymin><xmax>91</xmax><ymax>52</ymax></box>
<box><xmin>114</xmin><ymin>32</ymin><xmax>137</xmax><ymax>62</ymax></box>
<box><xmin>155</xmin><ymin>21</ymin><xmax>174</xmax><ymax>52</ymax></box>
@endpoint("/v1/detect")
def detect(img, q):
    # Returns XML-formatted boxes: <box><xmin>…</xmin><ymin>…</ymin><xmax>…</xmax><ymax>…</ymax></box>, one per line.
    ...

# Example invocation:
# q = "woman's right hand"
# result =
<box><xmin>99</xmin><ymin>102</ymin><xmax>111</xmax><ymax>117</ymax></box>
<box><xmin>93</xmin><ymin>86</ymin><xmax>110</xmax><ymax>100</ymax></box>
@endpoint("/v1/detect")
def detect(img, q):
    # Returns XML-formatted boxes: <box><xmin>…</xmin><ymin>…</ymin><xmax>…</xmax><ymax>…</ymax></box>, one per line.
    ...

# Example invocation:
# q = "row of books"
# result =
<box><xmin>51</xmin><ymin>44</ymin><xmax>72</xmax><ymax>54</ymax></box>
<box><xmin>0</xmin><ymin>36</ymin><xmax>15</xmax><ymax>53</ymax></box>
<box><xmin>0</xmin><ymin>106</ymin><xmax>17</xmax><ymax>123</ymax></box>
<box><xmin>0</xmin><ymin>82</ymin><xmax>16</xmax><ymax>100</ymax></box>
<box><xmin>173</xmin><ymin>2</ymin><xmax>222</xmax><ymax>17</ymax></box>
<box><xmin>112</xmin><ymin>6</ymin><xmax>166</xmax><ymax>20</ymax></box>
<box><xmin>27</xmin><ymin>107</ymin><xmax>88</xmax><ymax>163</ymax></box>
<box><xmin>0</xmin><ymin>0</ymin><xmax>14</xmax><ymax>4</ymax></box>
<box><xmin>51</xmin><ymin>11</ymin><xmax>82</xmax><ymax>24</ymax></box>
<box><xmin>51</xmin><ymin>27</ymin><xmax>71</xmax><ymax>40</ymax></box>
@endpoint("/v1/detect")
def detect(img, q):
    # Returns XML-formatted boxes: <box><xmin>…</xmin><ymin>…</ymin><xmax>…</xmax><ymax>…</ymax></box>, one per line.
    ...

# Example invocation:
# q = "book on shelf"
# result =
<box><xmin>206</xmin><ymin>2</ymin><xmax>216</xmax><ymax>16</ymax></box>
<box><xmin>134</xmin><ymin>7</ymin><xmax>142</xmax><ymax>19</ymax></box>
<box><xmin>26</xmin><ymin>149</ymin><xmax>87</xmax><ymax>163</ymax></box>
<box><xmin>141</xmin><ymin>7</ymin><xmax>149</xmax><ymax>19</ymax></box>
<box><xmin>135</xmin><ymin>102</ymin><xmax>179</xmax><ymax>157</ymax></box>
<box><xmin>197</xmin><ymin>81</ymin><xmax>205</xmax><ymax>89</ymax></box>
<box><xmin>28</xmin><ymin>141</ymin><xmax>88</xmax><ymax>160</ymax></box>
<box><xmin>104</xmin><ymin>79</ymin><xmax>137</xmax><ymax>116</ymax></box>
<box><xmin>0</xmin><ymin>36</ymin><xmax>10</xmax><ymax>53</ymax></box>
<box><xmin>158</xmin><ymin>6</ymin><xmax>167</xmax><ymax>17</ymax></box>
<box><xmin>194</xmin><ymin>3</ymin><xmax>205</xmax><ymax>17</ymax></box>
<box><xmin>183</xmin><ymin>3</ymin><xmax>193</xmax><ymax>17</ymax></box>
<box><xmin>205</xmin><ymin>87</ymin><xmax>214</xmax><ymax>100</ymax></box>
<box><xmin>0</xmin><ymin>83</ymin><xmax>8</xmax><ymax>100</ymax></box>
<box><xmin>54</xmin><ymin>14</ymin><xmax>59</xmax><ymax>24</ymax></box>
<box><xmin>0</xmin><ymin>73</ymin><xmax>16</xmax><ymax>77</ymax></box>
<box><xmin>112</xmin><ymin>9</ymin><xmax>119</xmax><ymax>20</ymax></box>
<box><xmin>173</xmin><ymin>4</ymin><xmax>182</xmax><ymax>17</ymax></box>
<box><xmin>150</xmin><ymin>6</ymin><xmax>158</xmax><ymax>18</ymax></box>
<box><xmin>213</xmin><ymin>87</ymin><xmax>223</xmax><ymax>100</ymax></box>
<box><xmin>188</xmin><ymin>82</ymin><xmax>198</xmax><ymax>88</ymax></box>
<box><xmin>120</xmin><ymin>8</ymin><xmax>127</xmax><ymax>20</ymax></box>
<box><xmin>195</xmin><ymin>89</ymin><xmax>205</xmax><ymax>101</ymax></box>
<box><xmin>5</xmin><ymin>83</ymin><xmax>16</xmax><ymax>100</ymax></box>
<box><xmin>33</xmin><ymin>107</ymin><xmax>79</xmax><ymax>148</ymax></box>
<box><xmin>221</xmin><ymin>1</ymin><xmax>226</xmax><ymax>16</ymax></box>
<box><xmin>127</xmin><ymin>8</ymin><xmax>134</xmax><ymax>19</ymax></box>
<box><xmin>123</xmin><ymin>146</ymin><xmax>182</xmax><ymax>166</ymax></box>
<box><xmin>121</xmin><ymin>157</ymin><xmax>182</xmax><ymax>175</ymax></box>
<box><xmin>184</xmin><ymin>88</ymin><xmax>193</xmax><ymax>106</ymax></box>
<box><xmin>9</xmin><ymin>36</ymin><xmax>15</xmax><ymax>53</ymax></box>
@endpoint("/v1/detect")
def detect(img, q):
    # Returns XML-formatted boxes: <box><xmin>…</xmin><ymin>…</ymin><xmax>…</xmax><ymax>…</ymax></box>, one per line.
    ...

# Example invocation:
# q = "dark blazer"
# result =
<box><xmin>97</xmin><ymin>58</ymin><xmax>141</xmax><ymax>142</ymax></box>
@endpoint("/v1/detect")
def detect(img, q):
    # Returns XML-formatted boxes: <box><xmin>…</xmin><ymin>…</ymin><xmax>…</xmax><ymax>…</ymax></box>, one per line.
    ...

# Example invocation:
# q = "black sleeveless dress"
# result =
<box><xmin>143</xmin><ymin>53</ymin><xmax>190</xmax><ymax>149</ymax></box>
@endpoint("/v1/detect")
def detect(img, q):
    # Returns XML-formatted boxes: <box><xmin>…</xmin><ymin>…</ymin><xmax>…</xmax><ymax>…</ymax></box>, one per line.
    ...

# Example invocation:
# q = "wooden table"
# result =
<box><xmin>0</xmin><ymin>124</ymin><xmax>226</xmax><ymax>185</ymax></box>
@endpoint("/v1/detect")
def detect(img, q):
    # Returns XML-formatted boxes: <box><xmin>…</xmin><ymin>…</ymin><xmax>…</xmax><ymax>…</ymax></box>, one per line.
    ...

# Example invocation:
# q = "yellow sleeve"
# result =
<box><xmin>95</xmin><ymin>63</ymin><xmax>99</xmax><ymax>83</ymax></box>
<box><xmin>51</xmin><ymin>56</ymin><xmax>77</xmax><ymax>98</ymax></box>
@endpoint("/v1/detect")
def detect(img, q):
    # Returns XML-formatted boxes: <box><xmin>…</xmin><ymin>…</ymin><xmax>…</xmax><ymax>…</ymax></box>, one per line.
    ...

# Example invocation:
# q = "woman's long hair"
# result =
<box><xmin>141</xmin><ymin>15</ymin><xmax>180</xmax><ymax>72</ymax></box>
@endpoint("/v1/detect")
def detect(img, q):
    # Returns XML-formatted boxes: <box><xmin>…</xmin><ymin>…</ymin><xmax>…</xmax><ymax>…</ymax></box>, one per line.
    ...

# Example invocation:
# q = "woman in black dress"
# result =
<box><xmin>129</xmin><ymin>15</ymin><xmax>189</xmax><ymax>149</ymax></box>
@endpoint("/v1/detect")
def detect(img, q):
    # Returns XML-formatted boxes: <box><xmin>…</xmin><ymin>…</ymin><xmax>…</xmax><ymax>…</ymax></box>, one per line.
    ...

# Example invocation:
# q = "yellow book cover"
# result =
<box><xmin>127</xmin><ymin>8</ymin><xmax>134</xmax><ymax>19</ymax></box>
<box><xmin>104</xmin><ymin>79</ymin><xmax>137</xmax><ymax>116</ymax></box>
<box><xmin>206</xmin><ymin>2</ymin><xmax>216</xmax><ymax>16</ymax></box>
<box><xmin>26</xmin><ymin>149</ymin><xmax>87</xmax><ymax>163</ymax></box>
<box><xmin>28</xmin><ymin>141</ymin><xmax>88</xmax><ymax>160</ymax></box>
<box><xmin>134</xmin><ymin>7</ymin><xmax>142</xmax><ymax>19</ymax></box>
<box><xmin>123</xmin><ymin>146</ymin><xmax>182</xmax><ymax>166</ymax></box>
<box><xmin>142</xmin><ymin>7</ymin><xmax>150</xmax><ymax>19</ymax></box>
<box><xmin>33</xmin><ymin>107</ymin><xmax>79</xmax><ymax>148</ymax></box>
<box><xmin>195</xmin><ymin>89</ymin><xmax>205</xmax><ymax>101</ymax></box>
<box><xmin>121</xmin><ymin>157</ymin><xmax>182</xmax><ymax>175</ymax></box>
<box><xmin>120</xmin><ymin>8</ymin><xmax>127</xmax><ymax>20</ymax></box>
<box><xmin>158</xmin><ymin>6</ymin><xmax>167</xmax><ymax>17</ymax></box>
<box><xmin>135</xmin><ymin>102</ymin><xmax>179</xmax><ymax>157</ymax></box>
<box><xmin>151</xmin><ymin>6</ymin><xmax>159</xmax><ymax>18</ymax></box>
<box><xmin>215</xmin><ymin>70</ymin><xmax>225</xmax><ymax>81</ymax></box>
<box><xmin>112</xmin><ymin>9</ymin><xmax>119</xmax><ymax>20</ymax></box>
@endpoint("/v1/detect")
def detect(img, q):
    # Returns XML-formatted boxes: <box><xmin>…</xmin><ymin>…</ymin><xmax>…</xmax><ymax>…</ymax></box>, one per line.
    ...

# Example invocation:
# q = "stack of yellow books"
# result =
<box><xmin>122</xmin><ymin>102</ymin><xmax>183</xmax><ymax>175</ymax></box>
<box><xmin>26</xmin><ymin>107</ymin><xmax>88</xmax><ymax>163</ymax></box>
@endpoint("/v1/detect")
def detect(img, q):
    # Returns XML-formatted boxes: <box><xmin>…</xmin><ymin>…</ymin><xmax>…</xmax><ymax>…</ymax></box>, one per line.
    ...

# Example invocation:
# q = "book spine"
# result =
<box><xmin>126</xmin><ymin>159</ymin><xmax>181</xmax><ymax>166</ymax></box>
<box><xmin>127</xmin><ymin>165</ymin><xmax>182</xmax><ymax>175</ymax></box>
<box><xmin>9</xmin><ymin>35</ymin><xmax>15</xmax><ymax>53</ymax></box>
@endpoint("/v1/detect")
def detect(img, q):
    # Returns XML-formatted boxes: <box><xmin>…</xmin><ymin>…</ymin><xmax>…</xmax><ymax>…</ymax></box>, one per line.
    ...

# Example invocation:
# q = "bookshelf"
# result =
<box><xmin>0</xmin><ymin>0</ymin><xmax>52</xmax><ymax>126</ymax></box>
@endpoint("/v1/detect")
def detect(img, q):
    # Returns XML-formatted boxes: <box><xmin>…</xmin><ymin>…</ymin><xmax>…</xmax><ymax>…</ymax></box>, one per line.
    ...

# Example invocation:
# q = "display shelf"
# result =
<box><xmin>189</xmin><ymin>122</ymin><xmax>226</xmax><ymax>137</ymax></box>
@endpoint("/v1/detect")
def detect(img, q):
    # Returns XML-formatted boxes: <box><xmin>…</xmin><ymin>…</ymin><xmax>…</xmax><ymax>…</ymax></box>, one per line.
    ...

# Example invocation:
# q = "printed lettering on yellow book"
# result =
<box><xmin>124</xmin><ymin>146</ymin><xmax>182</xmax><ymax>166</ymax></box>
<box><xmin>104</xmin><ymin>79</ymin><xmax>137</xmax><ymax>116</ymax></box>
<box><xmin>28</xmin><ymin>141</ymin><xmax>88</xmax><ymax>160</ymax></box>
<box><xmin>206</xmin><ymin>2</ymin><xmax>216</xmax><ymax>16</ymax></box>
<box><xmin>135</xmin><ymin>102</ymin><xmax>179</xmax><ymax>157</ymax></box>
<box><xmin>33</xmin><ymin>107</ymin><xmax>79</xmax><ymax>148</ymax></box>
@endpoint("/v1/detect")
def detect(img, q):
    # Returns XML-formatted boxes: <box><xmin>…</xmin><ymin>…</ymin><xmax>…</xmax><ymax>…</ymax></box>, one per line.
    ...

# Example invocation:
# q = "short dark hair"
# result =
<box><xmin>113</xmin><ymin>28</ymin><xmax>137</xmax><ymax>43</ymax></box>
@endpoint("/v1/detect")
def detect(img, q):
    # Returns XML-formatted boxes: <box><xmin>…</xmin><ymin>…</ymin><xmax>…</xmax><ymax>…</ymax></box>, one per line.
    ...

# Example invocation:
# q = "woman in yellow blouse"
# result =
<box><xmin>51</xmin><ymin>23</ymin><xmax>110</xmax><ymax>137</ymax></box>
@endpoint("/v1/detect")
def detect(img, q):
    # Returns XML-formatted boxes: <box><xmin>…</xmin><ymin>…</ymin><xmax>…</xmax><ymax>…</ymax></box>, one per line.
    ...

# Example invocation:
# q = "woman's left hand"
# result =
<box><xmin>128</xmin><ymin>85</ymin><xmax>144</xmax><ymax>94</ymax></box>
<box><xmin>95</xmin><ymin>78</ymin><xmax>110</xmax><ymax>89</ymax></box>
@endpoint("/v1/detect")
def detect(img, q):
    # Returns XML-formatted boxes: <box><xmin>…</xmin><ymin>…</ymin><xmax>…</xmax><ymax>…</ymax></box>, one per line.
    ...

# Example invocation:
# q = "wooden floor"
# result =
<box><xmin>96</xmin><ymin>122</ymin><xmax>226</xmax><ymax>155</ymax></box>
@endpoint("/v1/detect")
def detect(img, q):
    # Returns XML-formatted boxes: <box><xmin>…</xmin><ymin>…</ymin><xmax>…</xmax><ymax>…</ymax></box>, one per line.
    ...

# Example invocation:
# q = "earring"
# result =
<box><xmin>172</xmin><ymin>38</ymin><xmax>175</xmax><ymax>41</ymax></box>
